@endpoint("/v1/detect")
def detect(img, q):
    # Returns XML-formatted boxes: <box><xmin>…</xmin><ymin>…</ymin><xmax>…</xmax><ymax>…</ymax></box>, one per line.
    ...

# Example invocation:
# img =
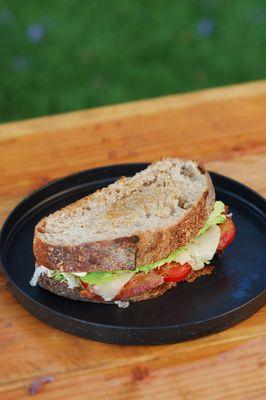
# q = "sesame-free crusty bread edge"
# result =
<box><xmin>33</xmin><ymin>165</ymin><xmax>215</xmax><ymax>273</ymax></box>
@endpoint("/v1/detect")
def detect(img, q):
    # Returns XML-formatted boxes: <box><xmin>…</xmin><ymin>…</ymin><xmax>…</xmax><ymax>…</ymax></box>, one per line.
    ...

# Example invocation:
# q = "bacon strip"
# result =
<box><xmin>115</xmin><ymin>271</ymin><xmax>164</xmax><ymax>301</ymax></box>
<box><xmin>80</xmin><ymin>281</ymin><xmax>104</xmax><ymax>301</ymax></box>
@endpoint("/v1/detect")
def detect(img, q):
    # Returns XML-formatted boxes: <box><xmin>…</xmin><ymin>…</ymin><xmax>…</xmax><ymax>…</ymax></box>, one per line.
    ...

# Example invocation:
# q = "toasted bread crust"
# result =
<box><xmin>37</xmin><ymin>266</ymin><xmax>213</xmax><ymax>303</ymax></box>
<box><xmin>34</xmin><ymin>233</ymin><xmax>137</xmax><ymax>272</ymax></box>
<box><xmin>34</xmin><ymin>163</ymin><xmax>215</xmax><ymax>272</ymax></box>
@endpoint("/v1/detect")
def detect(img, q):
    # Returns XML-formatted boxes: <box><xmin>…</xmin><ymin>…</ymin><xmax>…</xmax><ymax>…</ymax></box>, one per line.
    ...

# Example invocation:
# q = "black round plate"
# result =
<box><xmin>0</xmin><ymin>164</ymin><xmax>265</xmax><ymax>345</ymax></box>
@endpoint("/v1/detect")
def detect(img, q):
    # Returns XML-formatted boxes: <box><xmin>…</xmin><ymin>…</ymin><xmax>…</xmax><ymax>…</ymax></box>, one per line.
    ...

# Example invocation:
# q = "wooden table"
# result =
<box><xmin>0</xmin><ymin>81</ymin><xmax>265</xmax><ymax>400</ymax></box>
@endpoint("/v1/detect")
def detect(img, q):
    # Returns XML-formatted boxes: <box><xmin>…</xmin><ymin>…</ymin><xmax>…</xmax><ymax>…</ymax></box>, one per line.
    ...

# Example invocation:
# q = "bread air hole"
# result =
<box><xmin>180</xmin><ymin>165</ymin><xmax>195</xmax><ymax>178</ymax></box>
<box><xmin>177</xmin><ymin>197</ymin><xmax>190</xmax><ymax>210</ymax></box>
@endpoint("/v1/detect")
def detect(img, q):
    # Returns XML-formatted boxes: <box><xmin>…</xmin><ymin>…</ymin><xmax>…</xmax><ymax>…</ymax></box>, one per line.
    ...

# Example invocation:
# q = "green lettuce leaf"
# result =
<box><xmin>80</xmin><ymin>271</ymin><xmax>119</xmax><ymax>285</ymax></box>
<box><xmin>53</xmin><ymin>272</ymin><xmax>64</xmax><ymax>281</ymax></box>
<box><xmin>197</xmin><ymin>201</ymin><xmax>226</xmax><ymax>237</ymax></box>
<box><xmin>137</xmin><ymin>247</ymin><xmax>185</xmax><ymax>273</ymax></box>
<box><xmin>77</xmin><ymin>201</ymin><xmax>226</xmax><ymax>285</ymax></box>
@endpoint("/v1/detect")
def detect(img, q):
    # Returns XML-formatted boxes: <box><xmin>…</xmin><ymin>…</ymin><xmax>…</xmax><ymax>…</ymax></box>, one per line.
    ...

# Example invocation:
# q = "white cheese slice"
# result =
<box><xmin>175</xmin><ymin>225</ymin><xmax>221</xmax><ymax>271</ymax></box>
<box><xmin>91</xmin><ymin>272</ymin><xmax>135</xmax><ymax>301</ymax></box>
<box><xmin>30</xmin><ymin>265</ymin><xmax>53</xmax><ymax>286</ymax></box>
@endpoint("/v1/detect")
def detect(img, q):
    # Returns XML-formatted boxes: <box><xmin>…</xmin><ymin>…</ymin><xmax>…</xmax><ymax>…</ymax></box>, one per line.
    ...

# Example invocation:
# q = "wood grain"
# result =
<box><xmin>0</xmin><ymin>81</ymin><xmax>265</xmax><ymax>399</ymax></box>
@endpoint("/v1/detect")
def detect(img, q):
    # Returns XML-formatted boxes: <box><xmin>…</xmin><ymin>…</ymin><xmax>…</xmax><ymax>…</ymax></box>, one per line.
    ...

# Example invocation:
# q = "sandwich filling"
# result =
<box><xmin>30</xmin><ymin>201</ymin><xmax>235</xmax><ymax>301</ymax></box>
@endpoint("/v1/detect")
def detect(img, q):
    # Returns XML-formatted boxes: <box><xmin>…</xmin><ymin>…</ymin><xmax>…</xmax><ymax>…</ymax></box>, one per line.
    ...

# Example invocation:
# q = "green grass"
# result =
<box><xmin>0</xmin><ymin>0</ymin><xmax>266</xmax><ymax>122</ymax></box>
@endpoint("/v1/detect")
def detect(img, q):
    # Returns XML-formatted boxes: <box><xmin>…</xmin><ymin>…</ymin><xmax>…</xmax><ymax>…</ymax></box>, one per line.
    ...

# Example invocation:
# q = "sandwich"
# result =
<box><xmin>30</xmin><ymin>158</ymin><xmax>235</xmax><ymax>306</ymax></box>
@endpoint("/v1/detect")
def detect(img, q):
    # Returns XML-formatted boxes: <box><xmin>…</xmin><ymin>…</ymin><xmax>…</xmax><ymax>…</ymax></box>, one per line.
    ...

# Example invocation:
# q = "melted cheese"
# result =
<box><xmin>30</xmin><ymin>265</ymin><xmax>52</xmax><ymax>286</ymax></box>
<box><xmin>175</xmin><ymin>225</ymin><xmax>221</xmax><ymax>270</ymax></box>
<box><xmin>91</xmin><ymin>272</ymin><xmax>135</xmax><ymax>301</ymax></box>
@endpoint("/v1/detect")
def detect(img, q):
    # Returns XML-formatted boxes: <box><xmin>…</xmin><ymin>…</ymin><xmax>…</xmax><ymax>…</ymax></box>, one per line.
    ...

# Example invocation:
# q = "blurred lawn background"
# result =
<box><xmin>1</xmin><ymin>0</ymin><xmax>266</xmax><ymax>123</ymax></box>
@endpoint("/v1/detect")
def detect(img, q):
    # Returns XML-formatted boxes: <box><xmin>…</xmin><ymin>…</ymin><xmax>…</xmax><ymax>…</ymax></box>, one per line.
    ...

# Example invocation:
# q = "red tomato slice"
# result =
<box><xmin>80</xmin><ymin>281</ymin><xmax>89</xmax><ymax>290</ymax></box>
<box><xmin>217</xmin><ymin>217</ymin><xmax>236</xmax><ymax>251</ymax></box>
<box><xmin>156</xmin><ymin>262</ymin><xmax>192</xmax><ymax>282</ymax></box>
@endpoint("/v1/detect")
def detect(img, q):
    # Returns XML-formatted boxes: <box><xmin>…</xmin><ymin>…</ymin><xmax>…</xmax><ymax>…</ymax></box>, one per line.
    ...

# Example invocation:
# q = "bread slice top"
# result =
<box><xmin>34</xmin><ymin>158</ymin><xmax>215</xmax><ymax>271</ymax></box>
<box><xmin>36</xmin><ymin>159</ymin><xmax>211</xmax><ymax>244</ymax></box>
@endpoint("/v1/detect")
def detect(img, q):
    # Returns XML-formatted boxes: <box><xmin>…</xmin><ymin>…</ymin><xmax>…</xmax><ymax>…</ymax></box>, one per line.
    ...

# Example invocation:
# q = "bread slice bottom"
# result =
<box><xmin>38</xmin><ymin>266</ymin><xmax>214</xmax><ymax>303</ymax></box>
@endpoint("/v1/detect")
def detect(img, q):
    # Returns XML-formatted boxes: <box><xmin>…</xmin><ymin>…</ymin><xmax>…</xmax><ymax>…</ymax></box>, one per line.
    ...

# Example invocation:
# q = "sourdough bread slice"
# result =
<box><xmin>34</xmin><ymin>159</ymin><xmax>215</xmax><ymax>272</ymax></box>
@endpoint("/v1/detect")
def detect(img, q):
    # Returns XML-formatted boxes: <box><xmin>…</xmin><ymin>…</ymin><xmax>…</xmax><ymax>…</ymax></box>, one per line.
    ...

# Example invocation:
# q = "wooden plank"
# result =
<box><xmin>1</xmin><ymin>80</ymin><xmax>266</xmax><ymax>140</ymax></box>
<box><xmin>1</xmin><ymin>334</ymin><xmax>265</xmax><ymax>399</ymax></box>
<box><xmin>0</xmin><ymin>81</ymin><xmax>265</xmax><ymax>399</ymax></box>
<box><xmin>0</xmin><ymin>84</ymin><xmax>265</xmax><ymax>220</ymax></box>
<box><xmin>0</xmin><ymin>281</ymin><xmax>265</xmax><ymax>386</ymax></box>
